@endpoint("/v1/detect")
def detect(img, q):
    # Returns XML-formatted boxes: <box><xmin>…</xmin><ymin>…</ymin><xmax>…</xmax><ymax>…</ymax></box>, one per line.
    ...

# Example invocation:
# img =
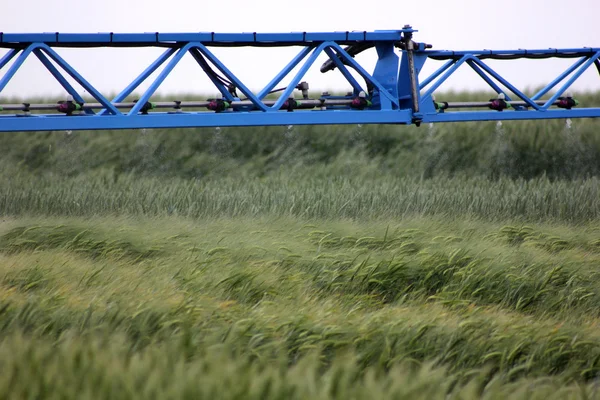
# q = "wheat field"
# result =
<box><xmin>1</xmin><ymin>93</ymin><xmax>600</xmax><ymax>398</ymax></box>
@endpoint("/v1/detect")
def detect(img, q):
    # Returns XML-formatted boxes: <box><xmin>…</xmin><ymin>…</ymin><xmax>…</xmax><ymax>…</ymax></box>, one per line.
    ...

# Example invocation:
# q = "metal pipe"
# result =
<box><xmin>403</xmin><ymin>26</ymin><xmax>420</xmax><ymax>114</ymax></box>
<box><xmin>0</xmin><ymin>98</ymin><xmax>357</xmax><ymax>112</ymax></box>
<box><xmin>2</xmin><ymin>98</ymin><xmax>577</xmax><ymax>113</ymax></box>
<box><xmin>437</xmin><ymin>100</ymin><xmax>562</xmax><ymax>109</ymax></box>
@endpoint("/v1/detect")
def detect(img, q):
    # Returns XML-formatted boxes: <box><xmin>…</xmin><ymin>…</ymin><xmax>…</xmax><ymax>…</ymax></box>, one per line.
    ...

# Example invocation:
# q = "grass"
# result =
<box><xmin>2</xmin><ymin>95</ymin><xmax>600</xmax><ymax>181</ymax></box>
<box><xmin>0</xmin><ymin>169</ymin><xmax>599</xmax><ymax>222</ymax></box>
<box><xmin>2</xmin><ymin>91</ymin><xmax>600</xmax><ymax>397</ymax></box>
<box><xmin>2</xmin><ymin>215</ymin><xmax>600</xmax><ymax>398</ymax></box>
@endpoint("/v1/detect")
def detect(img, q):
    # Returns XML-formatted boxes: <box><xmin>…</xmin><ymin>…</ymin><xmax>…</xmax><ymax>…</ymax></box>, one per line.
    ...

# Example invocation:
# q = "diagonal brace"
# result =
<box><xmin>327</xmin><ymin>42</ymin><xmax>399</xmax><ymax>107</ymax></box>
<box><xmin>467</xmin><ymin>60</ymin><xmax>512</xmax><ymax>101</ymax></box>
<box><xmin>0</xmin><ymin>49</ymin><xmax>19</xmax><ymax>71</ymax></box>
<box><xmin>0</xmin><ymin>44</ymin><xmax>37</xmax><ymax>93</ymax></box>
<box><xmin>188</xmin><ymin>48</ymin><xmax>234</xmax><ymax>101</ymax></box>
<box><xmin>37</xmin><ymin>44</ymin><xmax>120</xmax><ymax>115</ymax></box>
<box><xmin>542</xmin><ymin>51</ymin><xmax>600</xmax><ymax>109</ymax></box>
<box><xmin>270</xmin><ymin>42</ymin><xmax>329</xmax><ymax>110</ymax></box>
<box><xmin>194</xmin><ymin>43</ymin><xmax>268</xmax><ymax>111</ymax></box>
<box><xmin>128</xmin><ymin>43</ymin><xmax>196</xmax><ymax>115</ymax></box>
<box><xmin>532</xmin><ymin>56</ymin><xmax>588</xmax><ymax>101</ymax></box>
<box><xmin>422</xmin><ymin>54</ymin><xmax>472</xmax><ymax>102</ymax></box>
<box><xmin>257</xmin><ymin>46</ymin><xmax>313</xmax><ymax>100</ymax></box>
<box><xmin>33</xmin><ymin>49</ymin><xmax>91</xmax><ymax>114</ymax></box>
<box><xmin>99</xmin><ymin>48</ymin><xmax>177</xmax><ymax>115</ymax></box>
<box><xmin>419</xmin><ymin>59</ymin><xmax>454</xmax><ymax>90</ymax></box>
<box><xmin>323</xmin><ymin>47</ymin><xmax>364</xmax><ymax>94</ymax></box>
<box><xmin>470</xmin><ymin>58</ymin><xmax>539</xmax><ymax>109</ymax></box>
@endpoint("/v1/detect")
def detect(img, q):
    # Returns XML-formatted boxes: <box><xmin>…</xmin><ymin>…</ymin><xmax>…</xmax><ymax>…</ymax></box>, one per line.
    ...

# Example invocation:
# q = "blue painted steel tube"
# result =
<box><xmin>531</xmin><ymin>57</ymin><xmax>588</xmax><ymax>100</ymax></box>
<box><xmin>327</xmin><ymin>43</ymin><xmax>399</xmax><ymax>107</ymax></box>
<box><xmin>323</xmin><ymin>48</ymin><xmax>364</xmax><ymax>93</ymax></box>
<box><xmin>424</xmin><ymin>108</ymin><xmax>600</xmax><ymax>123</ymax></box>
<box><xmin>195</xmin><ymin>43</ymin><xmax>268</xmax><ymax>111</ymax></box>
<box><xmin>0</xmin><ymin>45</ymin><xmax>36</xmax><ymax>93</ymax></box>
<box><xmin>0</xmin><ymin>49</ymin><xmax>18</xmax><ymax>70</ymax></box>
<box><xmin>0</xmin><ymin>109</ymin><xmax>414</xmax><ymax>132</ymax></box>
<box><xmin>470</xmin><ymin>58</ymin><xmax>539</xmax><ymax>109</ymax></box>
<box><xmin>1</xmin><ymin>29</ymin><xmax>599</xmax><ymax>132</ymax></box>
<box><xmin>34</xmin><ymin>50</ymin><xmax>95</xmax><ymax>115</ymax></box>
<box><xmin>466</xmin><ymin>60</ymin><xmax>512</xmax><ymax>101</ymax></box>
<box><xmin>112</xmin><ymin>48</ymin><xmax>176</xmax><ymax>103</ymax></box>
<box><xmin>422</xmin><ymin>54</ymin><xmax>471</xmax><ymax>100</ymax></box>
<box><xmin>0</xmin><ymin>30</ymin><xmax>410</xmax><ymax>47</ymax></box>
<box><xmin>38</xmin><ymin>45</ymin><xmax>121</xmax><ymax>115</ymax></box>
<box><xmin>271</xmin><ymin>43</ymin><xmax>330</xmax><ymax>110</ymax></box>
<box><xmin>542</xmin><ymin>51</ymin><xmax>600</xmax><ymax>109</ymax></box>
<box><xmin>128</xmin><ymin>44</ymin><xmax>194</xmax><ymax>115</ymax></box>
<box><xmin>2</xmin><ymin>106</ymin><xmax>599</xmax><ymax>132</ymax></box>
<box><xmin>257</xmin><ymin>47</ymin><xmax>313</xmax><ymax>100</ymax></box>
<box><xmin>419</xmin><ymin>59</ymin><xmax>454</xmax><ymax>90</ymax></box>
<box><xmin>34</xmin><ymin>50</ymin><xmax>86</xmax><ymax>104</ymax></box>
<box><xmin>98</xmin><ymin>48</ymin><xmax>176</xmax><ymax>115</ymax></box>
<box><xmin>188</xmin><ymin>48</ymin><xmax>234</xmax><ymax>101</ymax></box>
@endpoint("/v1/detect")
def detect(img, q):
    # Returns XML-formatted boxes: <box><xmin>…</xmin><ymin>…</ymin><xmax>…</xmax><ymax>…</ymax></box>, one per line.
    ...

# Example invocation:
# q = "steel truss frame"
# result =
<box><xmin>0</xmin><ymin>27</ymin><xmax>598</xmax><ymax>132</ymax></box>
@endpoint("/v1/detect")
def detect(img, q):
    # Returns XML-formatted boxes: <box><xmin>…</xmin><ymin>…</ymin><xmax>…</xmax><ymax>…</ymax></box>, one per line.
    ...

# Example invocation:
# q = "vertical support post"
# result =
<box><xmin>405</xmin><ymin>34</ymin><xmax>420</xmax><ymax>114</ymax></box>
<box><xmin>371</xmin><ymin>42</ymin><xmax>399</xmax><ymax>110</ymax></box>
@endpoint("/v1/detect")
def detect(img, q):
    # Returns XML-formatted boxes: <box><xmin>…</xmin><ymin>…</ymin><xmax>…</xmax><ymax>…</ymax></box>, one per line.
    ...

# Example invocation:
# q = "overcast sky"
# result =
<box><xmin>1</xmin><ymin>0</ymin><xmax>599</xmax><ymax>100</ymax></box>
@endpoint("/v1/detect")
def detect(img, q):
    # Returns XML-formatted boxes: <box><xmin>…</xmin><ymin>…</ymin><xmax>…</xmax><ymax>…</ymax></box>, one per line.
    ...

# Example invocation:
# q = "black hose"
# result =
<box><xmin>430</xmin><ymin>51</ymin><xmax>599</xmax><ymax>61</ymax></box>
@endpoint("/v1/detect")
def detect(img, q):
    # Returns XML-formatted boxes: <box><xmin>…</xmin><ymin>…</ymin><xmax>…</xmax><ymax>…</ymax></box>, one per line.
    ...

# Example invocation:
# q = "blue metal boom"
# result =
<box><xmin>0</xmin><ymin>26</ymin><xmax>599</xmax><ymax>132</ymax></box>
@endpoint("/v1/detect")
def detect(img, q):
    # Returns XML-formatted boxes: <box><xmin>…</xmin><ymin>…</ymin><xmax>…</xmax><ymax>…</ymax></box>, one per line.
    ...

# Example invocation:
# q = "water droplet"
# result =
<box><xmin>565</xmin><ymin>118</ymin><xmax>572</xmax><ymax>130</ymax></box>
<box><xmin>284</xmin><ymin>125</ymin><xmax>295</xmax><ymax>141</ymax></box>
<box><xmin>495</xmin><ymin>121</ymin><xmax>505</xmax><ymax>137</ymax></box>
<box><xmin>355</xmin><ymin>124</ymin><xmax>363</xmax><ymax>135</ymax></box>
